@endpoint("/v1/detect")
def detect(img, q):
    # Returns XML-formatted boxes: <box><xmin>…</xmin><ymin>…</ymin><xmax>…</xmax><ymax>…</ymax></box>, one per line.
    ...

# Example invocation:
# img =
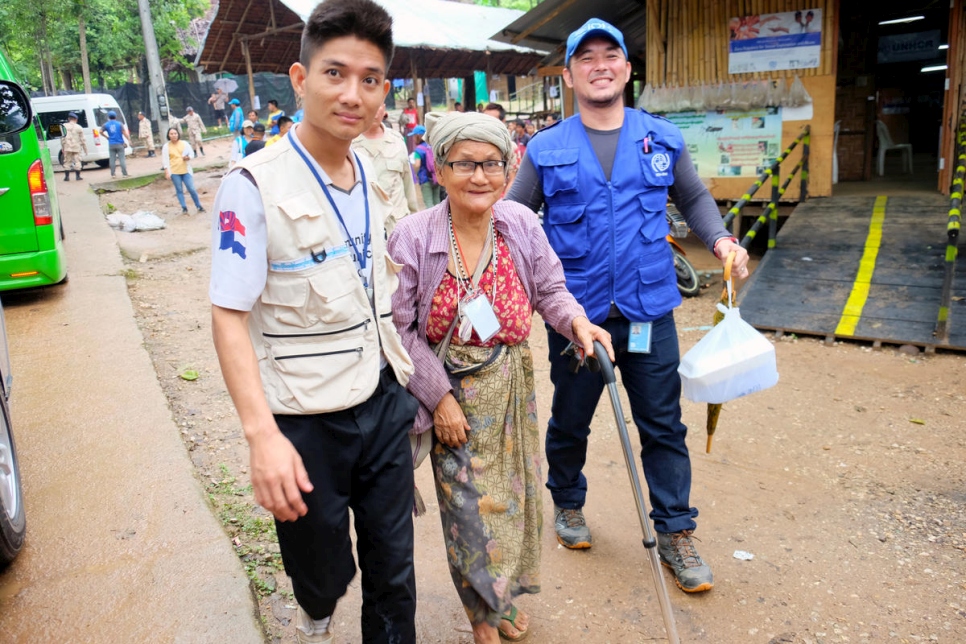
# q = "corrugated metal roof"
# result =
<box><xmin>197</xmin><ymin>0</ymin><xmax>548</xmax><ymax>79</ymax></box>
<box><xmin>489</xmin><ymin>0</ymin><xmax>647</xmax><ymax>69</ymax></box>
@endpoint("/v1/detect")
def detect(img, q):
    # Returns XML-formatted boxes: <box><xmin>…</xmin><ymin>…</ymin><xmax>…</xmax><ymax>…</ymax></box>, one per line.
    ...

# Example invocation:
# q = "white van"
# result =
<box><xmin>31</xmin><ymin>94</ymin><xmax>134</xmax><ymax>168</ymax></box>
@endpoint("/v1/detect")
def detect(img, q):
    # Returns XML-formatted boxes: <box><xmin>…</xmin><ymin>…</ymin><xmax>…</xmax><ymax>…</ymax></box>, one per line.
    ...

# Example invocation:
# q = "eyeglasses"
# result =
<box><xmin>444</xmin><ymin>160</ymin><xmax>506</xmax><ymax>176</ymax></box>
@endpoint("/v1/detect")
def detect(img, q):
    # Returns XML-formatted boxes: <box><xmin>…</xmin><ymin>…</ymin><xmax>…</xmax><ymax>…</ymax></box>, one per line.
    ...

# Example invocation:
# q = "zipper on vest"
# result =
<box><xmin>608</xmin><ymin>181</ymin><xmax>616</xmax><ymax>308</ymax></box>
<box><xmin>378</xmin><ymin>312</ymin><xmax>393</xmax><ymax>319</ymax></box>
<box><xmin>263</xmin><ymin>318</ymin><xmax>370</xmax><ymax>339</ymax></box>
<box><xmin>275</xmin><ymin>347</ymin><xmax>364</xmax><ymax>361</ymax></box>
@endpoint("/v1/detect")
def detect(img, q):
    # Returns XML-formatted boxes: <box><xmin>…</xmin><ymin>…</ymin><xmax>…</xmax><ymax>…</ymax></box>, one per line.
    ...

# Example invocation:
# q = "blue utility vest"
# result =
<box><xmin>526</xmin><ymin>108</ymin><xmax>682</xmax><ymax>324</ymax></box>
<box><xmin>103</xmin><ymin>120</ymin><xmax>125</xmax><ymax>145</ymax></box>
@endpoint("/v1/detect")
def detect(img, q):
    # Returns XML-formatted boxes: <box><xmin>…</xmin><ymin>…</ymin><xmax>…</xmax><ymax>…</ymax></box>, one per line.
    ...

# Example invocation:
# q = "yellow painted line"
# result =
<box><xmin>835</xmin><ymin>196</ymin><xmax>888</xmax><ymax>336</ymax></box>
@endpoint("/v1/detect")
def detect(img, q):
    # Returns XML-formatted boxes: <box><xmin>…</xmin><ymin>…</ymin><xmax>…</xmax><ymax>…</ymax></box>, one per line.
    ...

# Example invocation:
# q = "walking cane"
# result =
<box><xmin>591</xmin><ymin>340</ymin><xmax>681</xmax><ymax>644</ymax></box>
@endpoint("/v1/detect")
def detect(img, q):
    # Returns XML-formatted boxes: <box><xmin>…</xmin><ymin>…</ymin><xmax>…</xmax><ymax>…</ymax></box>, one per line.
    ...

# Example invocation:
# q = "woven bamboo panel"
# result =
<box><xmin>646</xmin><ymin>0</ymin><xmax>837</xmax><ymax>86</ymax></box>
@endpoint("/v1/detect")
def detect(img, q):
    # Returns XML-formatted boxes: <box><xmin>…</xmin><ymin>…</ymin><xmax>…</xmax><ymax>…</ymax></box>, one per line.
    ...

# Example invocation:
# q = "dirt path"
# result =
<box><xmin>98</xmin><ymin>145</ymin><xmax>966</xmax><ymax>643</ymax></box>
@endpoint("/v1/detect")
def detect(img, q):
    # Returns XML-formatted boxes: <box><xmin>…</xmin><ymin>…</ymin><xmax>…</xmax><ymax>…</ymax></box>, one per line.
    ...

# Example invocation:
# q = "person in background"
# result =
<box><xmin>506</xmin><ymin>18</ymin><xmax>750</xmax><ymax>594</ymax></box>
<box><xmin>399</xmin><ymin>96</ymin><xmax>419</xmax><ymax>153</ymax></box>
<box><xmin>541</xmin><ymin>113</ymin><xmax>556</xmax><ymax>129</ymax></box>
<box><xmin>410</xmin><ymin>125</ymin><xmax>439</xmax><ymax>208</ymax></box>
<box><xmin>267</xmin><ymin>99</ymin><xmax>285</xmax><ymax>135</ymax></box>
<box><xmin>388</xmin><ymin>110</ymin><xmax>613</xmax><ymax>644</ymax></box>
<box><xmin>61</xmin><ymin>111</ymin><xmax>87</xmax><ymax>182</ymax></box>
<box><xmin>208</xmin><ymin>0</ymin><xmax>419</xmax><ymax>640</ymax></box>
<box><xmin>99</xmin><ymin>110</ymin><xmax>130</xmax><ymax>178</ymax></box>
<box><xmin>208</xmin><ymin>87</ymin><xmax>228</xmax><ymax>127</ymax></box>
<box><xmin>244</xmin><ymin>122</ymin><xmax>267</xmax><ymax>156</ymax></box>
<box><xmin>265</xmin><ymin>116</ymin><xmax>294</xmax><ymax>147</ymax></box>
<box><xmin>161</xmin><ymin>127</ymin><xmax>205</xmax><ymax>215</ymax></box>
<box><xmin>184</xmin><ymin>106</ymin><xmax>207</xmax><ymax>157</ymax></box>
<box><xmin>227</xmin><ymin>98</ymin><xmax>244</xmax><ymax>135</ymax></box>
<box><xmin>137</xmin><ymin>111</ymin><xmax>155</xmax><ymax>158</ymax></box>
<box><xmin>229</xmin><ymin>120</ymin><xmax>254</xmax><ymax>170</ymax></box>
<box><xmin>247</xmin><ymin>109</ymin><xmax>261</xmax><ymax>126</ymax></box>
<box><xmin>511</xmin><ymin>119</ymin><xmax>530</xmax><ymax>146</ymax></box>
<box><xmin>452</xmin><ymin>101</ymin><xmax>464</xmax><ymax>113</ymax></box>
<box><xmin>352</xmin><ymin>103</ymin><xmax>418</xmax><ymax>235</ymax></box>
<box><xmin>525</xmin><ymin>121</ymin><xmax>536</xmax><ymax>139</ymax></box>
<box><xmin>476</xmin><ymin>102</ymin><xmax>485</xmax><ymax>112</ymax></box>
<box><xmin>481</xmin><ymin>103</ymin><xmax>520</xmax><ymax>194</ymax></box>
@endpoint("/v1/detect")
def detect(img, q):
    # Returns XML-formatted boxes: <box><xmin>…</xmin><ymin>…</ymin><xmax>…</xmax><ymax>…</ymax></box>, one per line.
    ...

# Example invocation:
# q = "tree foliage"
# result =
<box><xmin>0</xmin><ymin>0</ymin><xmax>208</xmax><ymax>92</ymax></box>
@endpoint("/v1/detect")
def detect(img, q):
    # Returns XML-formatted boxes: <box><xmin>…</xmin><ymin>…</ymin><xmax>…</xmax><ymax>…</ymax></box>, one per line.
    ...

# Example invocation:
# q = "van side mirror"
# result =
<box><xmin>0</xmin><ymin>81</ymin><xmax>32</xmax><ymax>136</ymax></box>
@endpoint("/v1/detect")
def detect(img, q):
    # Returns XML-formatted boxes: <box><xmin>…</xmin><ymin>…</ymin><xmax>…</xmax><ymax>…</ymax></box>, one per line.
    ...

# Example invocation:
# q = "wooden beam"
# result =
<box><xmin>508</xmin><ymin>0</ymin><xmax>581</xmax><ymax>44</ymax></box>
<box><xmin>242</xmin><ymin>40</ymin><xmax>256</xmax><ymax>108</ymax></box>
<box><xmin>239</xmin><ymin>23</ymin><xmax>304</xmax><ymax>41</ymax></box>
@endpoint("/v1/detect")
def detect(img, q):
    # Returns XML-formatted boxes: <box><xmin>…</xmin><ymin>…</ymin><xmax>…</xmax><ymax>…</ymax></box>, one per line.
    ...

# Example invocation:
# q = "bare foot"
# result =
<box><xmin>498</xmin><ymin>606</ymin><xmax>529</xmax><ymax>640</ymax></box>
<box><xmin>471</xmin><ymin>621</ymin><xmax>500</xmax><ymax>644</ymax></box>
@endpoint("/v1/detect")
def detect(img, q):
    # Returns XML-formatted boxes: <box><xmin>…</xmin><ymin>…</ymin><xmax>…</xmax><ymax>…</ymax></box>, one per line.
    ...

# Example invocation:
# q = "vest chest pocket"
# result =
<box><xmin>262</xmin><ymin>260</ymin><xmax>366</xmax><ymax>328</ymax></box>
<box><xmin>538</xmin><ymin>148</ymin><xmax>580</xmax><ymax>198</ymax></box>
<box><xmin>544</xmin><ymin>203</ymin><xmax>588</xmax><ymax>260</ymax></box>
<box><xmin>638</xmin><ymin>141</ymin><xmax>676</xmax><ymax>187</ymax></box>
<box><xmin>637</xmin><ymin>247</ymin><xmax>679</xmax><ymax>315</ymax></box>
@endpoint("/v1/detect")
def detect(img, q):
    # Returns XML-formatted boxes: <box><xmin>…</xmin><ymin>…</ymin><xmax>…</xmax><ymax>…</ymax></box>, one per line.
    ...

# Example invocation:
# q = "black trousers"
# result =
<box><xmin>274</xmin><ymin>368</ymin><xmax>419</xmax><ymax>643</ymax></box>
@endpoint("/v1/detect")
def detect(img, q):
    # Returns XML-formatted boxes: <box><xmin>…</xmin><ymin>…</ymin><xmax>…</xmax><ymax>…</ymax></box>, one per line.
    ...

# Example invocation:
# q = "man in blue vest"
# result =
<box><xmin>507</xmin><ymin>18</ymin><xmax>749</xmax><ymax>594</ymax></box>
<box><xmin>99</xmin><ymin>111</ymin><xmax>131</xmax><ymax>178</ymax></box>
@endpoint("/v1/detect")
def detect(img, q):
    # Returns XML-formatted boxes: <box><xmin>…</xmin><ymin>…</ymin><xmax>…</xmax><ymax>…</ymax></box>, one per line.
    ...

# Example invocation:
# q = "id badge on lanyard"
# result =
<box><xmin>458</xmin><ymin>290</ymin><xmax>501</xmax><ymax>343</ymax></box>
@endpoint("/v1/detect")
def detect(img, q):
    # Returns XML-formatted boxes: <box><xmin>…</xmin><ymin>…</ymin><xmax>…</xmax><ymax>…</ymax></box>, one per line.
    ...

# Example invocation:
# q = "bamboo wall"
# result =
<box><xmin>645</xmin><ymin>0</ymin><xmax>838</xmax><ymax>200</ymax></box>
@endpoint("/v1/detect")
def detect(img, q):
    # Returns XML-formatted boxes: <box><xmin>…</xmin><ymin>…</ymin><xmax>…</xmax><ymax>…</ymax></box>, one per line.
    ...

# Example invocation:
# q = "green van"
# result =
<box><xmin>0</xmin><ymin>50</ymin><xmax>68</xmax><ymax>291</ymax></box>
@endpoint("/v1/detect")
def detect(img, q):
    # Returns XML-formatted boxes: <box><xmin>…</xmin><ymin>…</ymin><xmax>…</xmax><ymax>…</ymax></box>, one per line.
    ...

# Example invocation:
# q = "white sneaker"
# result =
<box><xmin>295</xmin><ymin>605</ymin><xmax>334</xmax><ymax>643</ymax></box>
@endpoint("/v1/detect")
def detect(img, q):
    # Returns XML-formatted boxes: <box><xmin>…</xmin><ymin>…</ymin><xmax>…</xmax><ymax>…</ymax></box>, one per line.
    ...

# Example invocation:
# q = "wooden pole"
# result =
<box><xmin>242</xmin><ymin>40</ymin><xmax>256</xmax><ymax>109</ymax></box>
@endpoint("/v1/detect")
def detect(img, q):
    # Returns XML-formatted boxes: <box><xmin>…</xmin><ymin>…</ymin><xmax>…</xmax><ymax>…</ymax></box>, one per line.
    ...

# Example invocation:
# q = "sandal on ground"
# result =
<box><xmin>498</xmin><ymin>605</ymin><xmax>529</xmax><ymax>641</ymax></box>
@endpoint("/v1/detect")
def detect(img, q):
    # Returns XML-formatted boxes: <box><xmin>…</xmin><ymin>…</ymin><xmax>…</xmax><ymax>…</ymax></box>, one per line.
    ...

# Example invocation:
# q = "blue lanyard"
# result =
<box><xmin>288</xmin><ymin>130</ymin><xmax>371</xmax><ymax>287</ymax></box>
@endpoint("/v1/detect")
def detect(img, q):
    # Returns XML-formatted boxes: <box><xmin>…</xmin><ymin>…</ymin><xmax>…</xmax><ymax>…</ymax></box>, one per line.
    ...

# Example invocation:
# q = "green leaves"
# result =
<box><xmin>1</xmin><ymin>0</ymin><xmax>208</xmax><ymax>91</ymax></box>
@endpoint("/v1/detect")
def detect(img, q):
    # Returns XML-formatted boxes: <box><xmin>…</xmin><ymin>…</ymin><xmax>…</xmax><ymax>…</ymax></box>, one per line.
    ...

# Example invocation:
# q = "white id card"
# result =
<box><xmin>461</xmin><ymin>292</ymin><xmax>501</xmax><ymax>343</ymax></box>
<box><xmin>628</xmin><ymin>321</ymin><xmax>652</xmax><ymax>353</ymax></box>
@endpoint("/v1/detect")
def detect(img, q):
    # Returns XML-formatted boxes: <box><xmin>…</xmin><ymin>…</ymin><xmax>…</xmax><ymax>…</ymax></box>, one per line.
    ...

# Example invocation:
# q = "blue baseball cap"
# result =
<box><xmin>229</xmin><ymin>98</ymin><xmax>240</xmax><ymax>105</ymax></box>
<box><xmin>565</xmin><ymin>18</ymin><xmax>628</xmax><ymax>66</ymax></box>
<box><xmin>108</xmin><ymin>110</ymin><xmax>117</xmax><ymax>118</ymax></box>
<box><xmin>67</xmin><ymin>112</ymin><xmax>78</xmax><ymax>119</ymax></box>
<box><xmin>408</xmin><ymin>125</ymin><xmax>426</xmax><ymax>137</ymax></box>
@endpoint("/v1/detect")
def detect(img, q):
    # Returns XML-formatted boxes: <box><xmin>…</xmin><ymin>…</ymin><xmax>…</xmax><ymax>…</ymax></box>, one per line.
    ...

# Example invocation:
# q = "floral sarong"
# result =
<box><xmin>431</xmin><ymin>341</ymin><xmax>541</xmax><ymax>627</ymax></box>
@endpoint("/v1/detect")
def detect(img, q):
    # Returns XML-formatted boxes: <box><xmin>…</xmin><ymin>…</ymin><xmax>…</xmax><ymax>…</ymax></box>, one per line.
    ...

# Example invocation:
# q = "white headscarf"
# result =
<box><xmin>425</xmin><ymin>111</ymin><xmax>514</xmax><ymax>167</ymax></box>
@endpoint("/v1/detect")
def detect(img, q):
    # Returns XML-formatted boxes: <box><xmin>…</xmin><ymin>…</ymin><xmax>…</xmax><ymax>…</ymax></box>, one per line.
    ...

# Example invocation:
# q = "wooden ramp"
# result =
<box><xmin>738</xmin><ymin>194</ymin><xmax>966</xmax><ymax>351</ymax></box>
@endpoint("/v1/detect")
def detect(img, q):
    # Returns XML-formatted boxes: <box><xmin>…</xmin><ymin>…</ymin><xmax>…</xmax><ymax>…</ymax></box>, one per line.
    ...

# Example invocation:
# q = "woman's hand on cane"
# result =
<box><xmin>433</xmin><ymin>392</ymin><xmax>470</xmax><ymax>447</ymax></box>
<box><xmin>572</xmin><ymin>316</ymin><xmax>615</xmax><ymax>362</ymax></box>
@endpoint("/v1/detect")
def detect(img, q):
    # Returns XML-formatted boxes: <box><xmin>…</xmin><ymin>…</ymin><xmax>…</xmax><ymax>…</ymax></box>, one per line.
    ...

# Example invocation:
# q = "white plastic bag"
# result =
<box><xmin>678</xmin><ymin>279</ymin><xmax>778</xmax><ymax>404</ymax></box>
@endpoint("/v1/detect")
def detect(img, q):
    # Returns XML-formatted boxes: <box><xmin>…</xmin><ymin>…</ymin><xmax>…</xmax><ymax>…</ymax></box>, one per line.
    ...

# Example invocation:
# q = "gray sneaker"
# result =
<box><xmin>657</xmin><ymin>530</ymin><xmax>714</xmax><ymax>593</ymax></box>
<box><xmin>554</xmin><ymin>506</ymin><xmax>593</xmax><ymax>549</ymax></box>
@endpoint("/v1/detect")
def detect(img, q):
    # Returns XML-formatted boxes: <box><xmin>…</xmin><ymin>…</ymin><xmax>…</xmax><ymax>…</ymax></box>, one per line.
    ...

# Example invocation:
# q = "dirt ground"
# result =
<box><xmin>92</xmin><ymin>136</ymin><xmax>966</xmax><ymax>643</ymax></box>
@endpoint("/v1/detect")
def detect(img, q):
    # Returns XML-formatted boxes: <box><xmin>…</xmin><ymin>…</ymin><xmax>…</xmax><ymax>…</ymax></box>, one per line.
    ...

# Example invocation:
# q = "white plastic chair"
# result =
<box><xmin>832</xmin><ymin>120</ymin><xmax>840</xmax><ymax>184</ymax></box>
<box><xmin>876</xmin><ymin>119</ymin><xmax>913</xmax><ymax>176</ymax></box>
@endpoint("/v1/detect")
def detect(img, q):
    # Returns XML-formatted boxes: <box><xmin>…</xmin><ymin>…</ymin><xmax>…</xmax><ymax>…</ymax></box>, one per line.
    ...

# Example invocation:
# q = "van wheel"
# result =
<box><xmin>95</xmin><ymin>160</ymin><xmax>109</xmax><ymax>169</ymax></box>
<box><xmin>58</xmin><ymin>151</ymin><xmax>64</xmax><ymax>166</ymax></box>
<box><xmin>0</xmin><ymin>393</ymin><xmax>26</xmax><ymax>567</ymax></box>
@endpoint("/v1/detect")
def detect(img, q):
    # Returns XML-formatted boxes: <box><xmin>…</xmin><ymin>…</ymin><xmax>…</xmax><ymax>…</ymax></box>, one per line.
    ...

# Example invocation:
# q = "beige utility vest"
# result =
<box><xmin>237</xmin><ymin>137</ymin><xmax>414</xmax><ymax>415</ymax></box>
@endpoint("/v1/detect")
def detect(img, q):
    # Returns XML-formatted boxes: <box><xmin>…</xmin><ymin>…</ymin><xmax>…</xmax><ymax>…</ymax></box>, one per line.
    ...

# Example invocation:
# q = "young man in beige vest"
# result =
<box><xmin>351</xmin><ymin>103</ymin><xmax>418</xmax><ymax>235</ymax></box>
<box><xmin>208</xmin><ymin>1</ymin><xmax>418</xmax><ymax>642</ymax></box>
<box><xmin>137</xmin><ymin>112</ymin><xmax>155</xmax><ymax>157</ymax></box>
<box><xmin>61</xmin><ymin>112</ymin><xmax>87</xmax><ymax>181</ymax></box>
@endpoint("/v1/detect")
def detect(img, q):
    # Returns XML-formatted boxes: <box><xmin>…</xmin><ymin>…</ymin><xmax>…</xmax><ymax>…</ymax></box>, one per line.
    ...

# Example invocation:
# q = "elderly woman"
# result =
<box><xmin>388</xmin><ymin>112</ymin><xmax>613</xmax><ymax>644</ymax></box>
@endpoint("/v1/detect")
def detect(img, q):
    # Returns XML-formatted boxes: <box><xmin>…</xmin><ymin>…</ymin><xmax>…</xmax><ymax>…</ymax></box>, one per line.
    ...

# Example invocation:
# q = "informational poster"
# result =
<box><xmin>728</xmin><ymin>9</ymin><xmax>822</xmax><ymax>74</ymax></box>
<box><xmin>664</xmin><ymin>108</ymin><xmax>783</xmax><ymax>178</ymax></box>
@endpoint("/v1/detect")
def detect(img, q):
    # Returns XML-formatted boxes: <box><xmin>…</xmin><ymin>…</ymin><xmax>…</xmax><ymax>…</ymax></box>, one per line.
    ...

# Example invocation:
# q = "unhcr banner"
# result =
<box><xmin>728</xmin><ymin>10</ymin><xmax>822</xmax><ymax>74</ymax></box>
<box><xmin>877</xmin><ymin>31</ymin><xmax>942</xmax><ymax>64</ymax></box>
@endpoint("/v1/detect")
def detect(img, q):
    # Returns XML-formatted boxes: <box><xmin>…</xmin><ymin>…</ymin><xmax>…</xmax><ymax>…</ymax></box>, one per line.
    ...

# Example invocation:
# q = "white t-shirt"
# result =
<box><xmin>209</xmin><ymin>126</ymin><xmax>373</xmax><ymax>312</ymax></box>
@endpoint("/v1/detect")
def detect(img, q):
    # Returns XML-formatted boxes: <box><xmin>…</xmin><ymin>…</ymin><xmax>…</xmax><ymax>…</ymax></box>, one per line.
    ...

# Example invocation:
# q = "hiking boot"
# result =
<box><xmin>554</xmin><ymin>506</ymin><xmax>592</xmax><ymax>549</ymax></box>
<box><xmin>657</xmin><ymin>530</ymin><xmax>714</xmax><ymax>593</ymax></box>
<box><xmin>295</xmin><ymin>605</ymin><xmax>334</xmax><ymax>643</ymax></box>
